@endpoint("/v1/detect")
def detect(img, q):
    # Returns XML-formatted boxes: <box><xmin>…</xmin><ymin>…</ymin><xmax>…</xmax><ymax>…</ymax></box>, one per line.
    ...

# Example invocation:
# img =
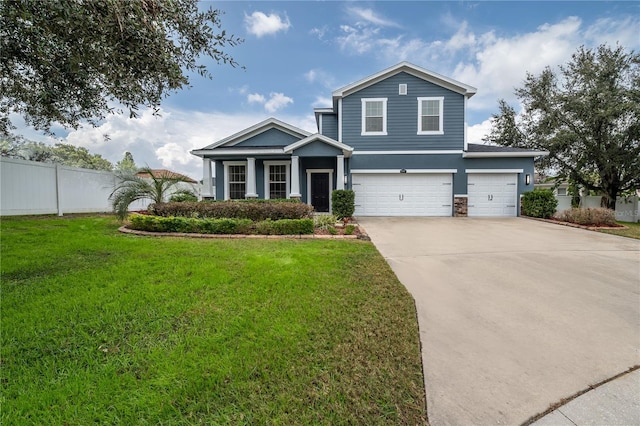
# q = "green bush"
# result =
<box><xmin>169</xmin><ymin>191</ymin><xmax>198</xmax><ymax>203</ymax></box>
<box><xmin>556</xmin><ymin>208</ymin><xmax>617</xmax><ymax>226</ymax></box>
<box><xmin>332</xmin><ymin>190</ymin><xmax>355</xmax><ymax>220</ymax></box>
<box><xmin>344</xmin><ymin>224</ymin><xmax>355</xmax><ymax>235</ymax></box>
<box><xmin>151</xmin><ymin>200</ymin><xmax>314</xmax><ymax>221</ymax></box>
<box><xmin>128</xmin><ymin>214</ymin><xmax>313</xmax><ymax>235</ymax></box>
<box><xmin>521</xmin><ymin>189</ymin><xmax>558</xmax><ymax>218</ymax></box>
<box><xmin>314</xmin><ymin>214</ymin><xmax>337</xmax><ymax>230</ymax></box>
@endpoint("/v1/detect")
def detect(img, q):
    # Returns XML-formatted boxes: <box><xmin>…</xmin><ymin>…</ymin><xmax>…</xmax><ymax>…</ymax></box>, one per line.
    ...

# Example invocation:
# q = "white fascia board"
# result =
<box><xmin>462</xmin><ymin>151</ymin><xmax>549</xmax><ymax>158</ymax></box>
<box><xmin>201</xmin><ymin>118</ymin><xmax>311</xmax><ymax>150</ymax></box>
<box><xmin>284</xmin><ymin>134</ymin><xmax>354</xmax><ymax>156</ymax></box>
<box><xmin>351</xmin><ymin>169</ymin><xmax>457</xmax><ymax>174</ymax></box>
<box><xmin>465</xmin><ymin>169</ymin><xmax>524</xmax><ymax>173</ymax></box>
<box><xmin>332</xmin><ymin>62</ymin><xmax>477</xmax><ymax>99</ymax></box>
<box><xmin>191</xmin><ymin>148</ymin><xmax>285</xmax><ymax>156</ymax></box>
<box><xmin>353</xmin><ymin>150</ymin><xmax>462</xmax><ymax>155</ymax></box>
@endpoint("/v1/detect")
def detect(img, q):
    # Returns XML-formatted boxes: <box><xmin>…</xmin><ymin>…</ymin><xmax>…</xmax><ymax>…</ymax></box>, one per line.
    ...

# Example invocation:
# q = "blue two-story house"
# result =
<box><xmin>191</xmin><ymin>62</ymin><xmax>547</xmax><ymax>217</ymax></box>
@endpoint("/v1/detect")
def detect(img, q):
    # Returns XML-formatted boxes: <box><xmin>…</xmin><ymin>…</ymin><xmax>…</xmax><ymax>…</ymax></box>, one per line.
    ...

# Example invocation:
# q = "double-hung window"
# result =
<box><xmin>224</xmin><ymin>161</ymin><xmax>247</xmax><ymax>200</ymax></box>
<box><xmin>417</xmin><ymin>97</ymin><xmax>444</xmax><ymax>135</ymax></box>
<box><xmin>263</xmin><ymin>161</ymin><xmax>291</xmax><ymax>199</ymax></box>
<box><xmin>361</xmin><ymin>98</ymin><xmax>387</xmax><ymax>135</ymax></box>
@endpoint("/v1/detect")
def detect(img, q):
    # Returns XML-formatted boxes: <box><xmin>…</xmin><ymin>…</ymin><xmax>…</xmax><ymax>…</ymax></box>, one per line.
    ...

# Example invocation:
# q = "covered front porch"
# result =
<box><xmin>197</xmin><ymin>134</ymin><xmax>353</xmax><ymax>213</ymax></box>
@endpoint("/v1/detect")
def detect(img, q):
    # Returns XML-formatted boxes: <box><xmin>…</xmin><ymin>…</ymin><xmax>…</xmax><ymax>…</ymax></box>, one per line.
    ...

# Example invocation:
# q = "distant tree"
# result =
<box><xmin>0</xmin><ymin>135</ymin><xmax>112</xmax><ymax>170</ymax></box>
<box><xmin>110</xmin><ymin>167</ymin><xmax>195</xmax><ymax>220</ymax></box>
<box><xmin>1</xmin><ymin>0</ymin><xmax>242</xmax><ymax>135</ymax></box>
<box><xmin>115</xmin><ymin>152</ymin><xmax>138</xmax><ymax>173</ymax></box>
<box><xmin>484</xmin><ymin>44</ymin><xmax>640</xmax><ymax>209</ymax></box>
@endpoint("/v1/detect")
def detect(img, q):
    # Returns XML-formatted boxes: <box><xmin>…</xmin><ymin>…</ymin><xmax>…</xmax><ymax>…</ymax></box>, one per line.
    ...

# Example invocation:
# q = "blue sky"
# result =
<box><xmin>23</xmin><ymin>1</ymin><xmax>640</xmax><ymax>178</ymax></box>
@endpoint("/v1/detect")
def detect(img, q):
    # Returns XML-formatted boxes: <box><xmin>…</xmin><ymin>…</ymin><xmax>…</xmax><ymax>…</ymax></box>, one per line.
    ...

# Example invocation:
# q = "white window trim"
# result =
<box><xmin>263</xmin><ymin>160</ymin><xmax>291</xmax><ymax>200</ymax></box>
<box><xmin>417</xmin><ymin>96</ymin><xmax>444</xmax><ymax>135</ymax></box>
<box><xmin>361</xmin><ymin>98</ymin><xmax>388</xmax><ymax>136</ymax></box>
<box><xmin>223</xmin><ymin>160</ymin><xmax>247</xmax><ymax>200</ymax></box>
<box><xmin>306</xmin><ymin>169</ymin><xmax>334</xmax><ymax>213</ymax></box>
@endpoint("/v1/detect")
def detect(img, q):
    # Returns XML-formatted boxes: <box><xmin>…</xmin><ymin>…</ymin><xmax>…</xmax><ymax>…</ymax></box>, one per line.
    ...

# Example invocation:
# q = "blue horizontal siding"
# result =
<box><xmin>342</xmin><ymin>72</ymin><xmax>465</xmax><ymax>150</ymax></box>
<box><xmin>234</xmin><ymin>128</ymin><xmax>301</xmax><ymax>147</ymax></box>
<box><xmin>320</xmin><ymin>114</ymin><xmax>338</xmax><ymax>140</ymax></box>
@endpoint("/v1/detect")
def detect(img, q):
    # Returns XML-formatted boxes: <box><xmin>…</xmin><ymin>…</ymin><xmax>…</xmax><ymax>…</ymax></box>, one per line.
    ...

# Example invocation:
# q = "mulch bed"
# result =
<box><xmin>523</xmin><ymin>216</ymin><xmax>627</xmax><ymax>230</ymax></box>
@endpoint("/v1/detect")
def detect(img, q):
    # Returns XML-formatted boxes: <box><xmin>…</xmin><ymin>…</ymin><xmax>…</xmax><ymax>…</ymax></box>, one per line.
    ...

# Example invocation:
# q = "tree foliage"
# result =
<box><xmin>0</xmin><ymin>134</ymin><xmax>113</xmax><ymax>170</ymax></box>
<box><xmin>115</xmin><ymin>151</ymin><xmax>138</xmax><ymax>173</ymax></box>
<box><xmin>1</xmin><ymin>0</ymin><xmax>242</xmax><ymax>134</ymax></box>
<box><xmin>110</xmin><ymin>167</ymin><xmax>195</xmax><ymax>220</ymax></box>
<box><xmin>484</xmin><ymin>44</ymin><xmax>640</xmax><ymax>208</ymax></box>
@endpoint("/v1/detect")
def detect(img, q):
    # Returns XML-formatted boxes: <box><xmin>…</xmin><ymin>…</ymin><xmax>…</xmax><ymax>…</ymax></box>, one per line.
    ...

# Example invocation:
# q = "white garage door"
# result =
<box><xmin>353</xmin><ymin>173</ymin><xmax>452</xmax><ymax>216</ymax></box>
<box><xmin>467</xmin><ymin>173</ymin><xmax>518</xmax><ymax>217</ymax></box>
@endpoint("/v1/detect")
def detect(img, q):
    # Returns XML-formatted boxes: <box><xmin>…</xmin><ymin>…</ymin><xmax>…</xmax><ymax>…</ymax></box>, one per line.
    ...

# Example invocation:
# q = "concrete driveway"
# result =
<box><xmin>358</xmin><ymin>217</ymin><xmax>640</xmax><ymax>425</ymax></box>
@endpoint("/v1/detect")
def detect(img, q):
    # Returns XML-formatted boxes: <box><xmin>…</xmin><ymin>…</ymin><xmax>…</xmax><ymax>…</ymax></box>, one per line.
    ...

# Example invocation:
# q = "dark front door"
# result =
<box><xmin>311</xmin><ymin>173</ymin><xmax>330</xmax><ymax>212</ymax></box>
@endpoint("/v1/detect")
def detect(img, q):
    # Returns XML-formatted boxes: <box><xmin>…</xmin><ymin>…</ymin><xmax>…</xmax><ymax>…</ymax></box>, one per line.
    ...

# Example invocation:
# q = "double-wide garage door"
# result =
<box><xmin>467</xmin><ymin>173</ymin><xmax>518</xmax><ymax>217</ymax></box>
<box><xmin>353</xmin><ymin>173</ymin><xmax>452</xmax><ymax>216</ymax></box>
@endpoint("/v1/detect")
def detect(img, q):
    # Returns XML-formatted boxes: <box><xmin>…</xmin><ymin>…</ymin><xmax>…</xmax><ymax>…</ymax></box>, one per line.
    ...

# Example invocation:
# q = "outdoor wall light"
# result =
<box><xmin>525</xmin><ymin>174</ymin><xmax>531</xmax><ymax>185</ymax></box>
<box><xmin>343</xmin><ymin>175</ymin><xmax>348</xmax><ymax>185</ymax></box>
<box><xmin>400</xmin><ymin>169</ymin><xmax>407</xmax><ymax>173</ymax></box>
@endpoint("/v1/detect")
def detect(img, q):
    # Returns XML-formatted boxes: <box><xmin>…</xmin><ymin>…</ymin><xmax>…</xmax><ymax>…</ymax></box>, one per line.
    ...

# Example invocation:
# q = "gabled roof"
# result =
<box><xmin>196</xmin><ymin>117</ymin><xmax>311</xmax><ymax>151</ymax></box>
<box><xmin>284</xmin><ymin>134</ymin><xmax>354</xmax><ymax>157</ymax></box>
<box><xmin>332</xmin><ymin>61</ymin><xmax>478</xmax><ymax>100</ymax></box>
<box><xmin>463</xmin><ymin>143</ymin><xmax>549</xmax><ymax>158</ymax></box>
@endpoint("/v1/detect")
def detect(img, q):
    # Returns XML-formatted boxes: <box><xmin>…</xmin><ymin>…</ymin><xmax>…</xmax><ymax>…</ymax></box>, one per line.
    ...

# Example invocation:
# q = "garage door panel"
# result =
<box><xmin>353</xmin><ymin>173</ymin><xmax>452</xmax><ymax>217</ymax></box>
<box><xmin>468</xmin><ymin>173</ymin><xmax>518</xmax><ymax>217</ymax></box>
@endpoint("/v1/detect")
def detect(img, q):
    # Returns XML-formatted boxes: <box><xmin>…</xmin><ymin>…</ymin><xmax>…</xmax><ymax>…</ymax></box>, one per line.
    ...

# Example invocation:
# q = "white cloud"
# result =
<box><xmin>264</xmin><ymin>93</ymin><xmax>293</xmax><ymax>113</ymax></box>
<box><xmin>467</xmin><ymin>118</ymin><xmax>494</xmax><ymax>145</ymax></box>
<box><xmin>58</xmin><ymin>107</ymin><xmax>316</xmax><ymax>179</ymax></box>
<box><xmin>304</xmin><ymin>68</ymin><xmax>336</xmax><ymax>89</ymax></box>
<box><xmin>337</xmin><ymin>24</ymin><xmax>382</xmax><ymax>54</ymax></box>
<box><xmin>244</xmin><ymin>11</ymin><xmax>291</xmax><ymax>38</ymax></box>
<box><xmin>310</xmin><ymin>26</ymin><xmax>328</xmax><ymax>40</ymax></box>
<box><xmin>312</xmin><ymin>96</ymin><xmax>332</xmax><ymax>108</ymax></box>
<box><xmin>247</xmin><ymin>93</ymin><xmax>266</xmax><ymax>104</ymax></box>
<box><xmin>347</xmin><ymin>6</ymin><xmax>400</xmax><ymax>28</ymax></box>
<box><xmin>247</xmin><ymin>92</ymin><xmax>294</xmax><ymax>113</ymax></box>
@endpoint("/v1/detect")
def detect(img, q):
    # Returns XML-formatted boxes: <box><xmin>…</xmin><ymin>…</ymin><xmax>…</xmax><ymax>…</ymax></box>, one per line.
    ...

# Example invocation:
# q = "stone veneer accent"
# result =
<box><xmin>454</xmin><ymin>196</ymin><xmax>468</xmax><ymax>217</ymax></box>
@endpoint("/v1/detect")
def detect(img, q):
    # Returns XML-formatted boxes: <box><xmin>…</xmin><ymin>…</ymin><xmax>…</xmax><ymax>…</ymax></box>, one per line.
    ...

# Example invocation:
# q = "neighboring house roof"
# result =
<box><xmin>196</xmin><ymin>117</ymin><xmax>311</xmax><ymax>151</ymax></box>
<box><xmin>136</xmin><ymin>169</ymin><xmax>197</xmax><ymax>183</ymax></box>
<box><xmin>463</xmin><ymin>143</ymin><xmax>549</xmax><ymax>158</ymax></box>
<box><xmin>332</xmin><ymin>61</ymin><xmax>478</xmax><ymax>100</ymax></box>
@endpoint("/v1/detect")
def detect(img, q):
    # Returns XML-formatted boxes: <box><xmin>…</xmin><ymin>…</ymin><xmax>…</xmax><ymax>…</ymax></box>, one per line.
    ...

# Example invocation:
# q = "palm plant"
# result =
<box><xmin>110</xmin><ymin>167</ymin><xmax>196</xmax><ymax>220</ymax></box>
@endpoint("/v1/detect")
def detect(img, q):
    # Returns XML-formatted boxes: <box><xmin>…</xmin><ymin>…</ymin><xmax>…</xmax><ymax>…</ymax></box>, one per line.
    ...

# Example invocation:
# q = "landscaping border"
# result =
<box><xmin>119</xmin><ymin>226</ymin><xmax>363</xmax><ymax>239</ymax></box>
<box><xmin>522</xmin><ymin>216</ymin><xmax>628</xmax><ymax>231</ymax></box>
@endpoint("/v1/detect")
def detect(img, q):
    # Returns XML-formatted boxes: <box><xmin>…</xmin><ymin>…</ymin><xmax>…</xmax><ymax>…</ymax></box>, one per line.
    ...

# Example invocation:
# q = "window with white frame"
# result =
<box><xmin>228</xmin><ymin>164</ymin><xmax>246</xmax><ymax>199</ymax></box>
<box><xmin>264</xmin><ymin>161</ymin><xmax>290</xmax><ymax>199</ymax></box>
<box><xmin>361</xmin><ymin>98</ymin><xmax>387</xmax><ymax>135</ymax></box>
<box><xmin>417</xmin><ymin>97</ymin><xmax>444</xmax><ymax>135</ymax></box>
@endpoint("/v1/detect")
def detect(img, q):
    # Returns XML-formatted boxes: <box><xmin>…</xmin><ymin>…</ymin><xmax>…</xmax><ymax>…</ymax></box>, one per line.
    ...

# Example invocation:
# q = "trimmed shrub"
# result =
<box><xmin>129</xmin><ymin>214</ymin><xmax>252</xmax><ymax>234</ymax></box>
<box><xmin>332</xmin><ymin>190</ymin><xmax>355</xmax><ymax>220</ymax></box>
<box><xmin>128</xmin><ymin>214</ymin><xmax>313</xmax><ymax>235</ymax></box>
<box><xmin>169</xmin><ymin>191</ymin><xmax>198</xmax><ymax>203</ymax></box>
<box><xmin>555</xmin><ymin>208</ymin><xmax>617</xmax><ymax>226</ymax></box>
<box><xmin>521</xmin><ymin>189</ymin><xmax>558</xmax><ymax>218</ymax></box>
<box><xmin>151</xmin><ymin>200</ymin><xmax>314</xmax><ymax>221</ymax></box>
<box><xmin>344</xmin><ymin>224</ymin><xmax>356</xmax><ymax>235</ymax></box>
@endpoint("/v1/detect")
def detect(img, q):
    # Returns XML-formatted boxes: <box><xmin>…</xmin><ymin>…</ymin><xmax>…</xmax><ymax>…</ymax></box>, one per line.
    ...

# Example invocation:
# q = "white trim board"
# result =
<box><xmin>465</xmin><ymin>169</ymin><xmax>523</xmax><ymax>173</ymax></box>
<box><xmin>463</xmin><ymin>151</ymin><xmax>548</xmax><ymax>158</ymax></box>
<box><xmin>352</xmin><ymin>150</ymin><xmax>462</xmax><ymax>155</ymax></box>
<box><xmin>351</xmin><ymin>169</ymin><xmax>457</xmax><ymax>174</ymax></box>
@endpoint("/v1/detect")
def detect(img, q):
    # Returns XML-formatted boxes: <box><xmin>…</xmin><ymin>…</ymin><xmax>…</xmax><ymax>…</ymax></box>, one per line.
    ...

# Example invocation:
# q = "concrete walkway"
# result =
<box><xmin>531</xmin><ymin>368</ymin><xmax>640</xmax><ymax>426</ymax></box>
<box><xmin>358</xmin><ymin>217</ymin><xmax>640</xmax><ymax>425</ymax></box>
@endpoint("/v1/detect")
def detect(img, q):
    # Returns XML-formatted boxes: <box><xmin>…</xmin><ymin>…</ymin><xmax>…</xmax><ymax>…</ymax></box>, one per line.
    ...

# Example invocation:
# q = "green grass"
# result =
<box><xmin>1</xmin><ymin>216</ymin><xmax>426</xmax><ymax>425</ymax></box>
<box><xmin>599</xmin><ymin>221</ymin><xmax>640</xmax><ymax>240</ymax></box>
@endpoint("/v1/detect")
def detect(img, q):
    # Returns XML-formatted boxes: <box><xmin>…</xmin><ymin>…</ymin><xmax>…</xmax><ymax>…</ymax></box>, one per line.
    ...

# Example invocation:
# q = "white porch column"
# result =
<box><xmin>203</xmin><ymin>158</ymin><xmax>213</xmax><ymax>198</ymax></box>
<box><xmin>336</xmin><ymin>155</ymin><xmax>345</xmax><ymax>190</ymax></box>
<box><xmin>246</xmin><ymin>157</ymin><xmax>258</xmax><ymax>198</ymax></box>
<box><xmin>290</xmin><ymin>156</ymin><xmax>301</xmax><ymax>198</ymax></box>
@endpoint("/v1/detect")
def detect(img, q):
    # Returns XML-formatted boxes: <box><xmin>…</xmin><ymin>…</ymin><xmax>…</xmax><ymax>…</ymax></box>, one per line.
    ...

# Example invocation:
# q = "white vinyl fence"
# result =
<box><xmin>555</xmin><ymin>195</ymin><xmax>639</xmax><ymax>223</ymax></box>
<box><xmin>1</xmin><ymin>157</ymin><xmax>200</xmax><ymax>216</ymax></box>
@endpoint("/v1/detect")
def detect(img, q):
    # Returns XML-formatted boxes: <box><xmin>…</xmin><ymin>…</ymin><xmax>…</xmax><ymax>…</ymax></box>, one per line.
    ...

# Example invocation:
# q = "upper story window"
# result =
<box><xmin>417</xmin><ymin>97</ymin><xmax>444</xmax><ymax>135</ymax></box>
<box><xmin>361</xmin><ymin>98</ymin><xmax>387</xmax><ymax>136</ymax></box>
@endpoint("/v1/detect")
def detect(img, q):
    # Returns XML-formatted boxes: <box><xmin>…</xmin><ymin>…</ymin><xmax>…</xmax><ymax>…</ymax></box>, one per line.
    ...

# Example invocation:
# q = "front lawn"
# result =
<box><xmin>1</xmin><ymin>216</ymin><xmax>426</xmax><ymax>424</ymax></box>
<box><xmin>599</xmin><ymin>221</ymin><xmax>640</xmax><ymax>240</ymax></box>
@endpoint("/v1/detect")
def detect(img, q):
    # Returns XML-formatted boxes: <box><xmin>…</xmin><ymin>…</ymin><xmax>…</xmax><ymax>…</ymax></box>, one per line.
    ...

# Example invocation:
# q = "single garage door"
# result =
<box><xmin>353</xmin><ymin>173</ymin><xmax>452</xmax><ymax>216</ymax></box>
<box><xmin>467</xmin><ymin>173</ymin><xmax>518</xmax><ymax>217</ymax></box>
